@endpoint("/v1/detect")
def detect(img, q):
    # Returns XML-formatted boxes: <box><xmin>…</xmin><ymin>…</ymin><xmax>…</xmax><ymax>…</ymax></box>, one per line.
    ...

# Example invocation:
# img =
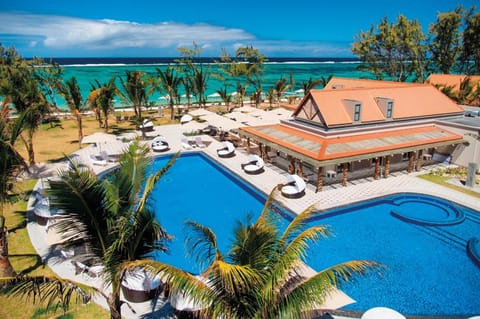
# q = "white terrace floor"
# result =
<box><xmin>25</xmin><ymin>109</ymin><xmax>480</xmax><ymax>319</ymax></box>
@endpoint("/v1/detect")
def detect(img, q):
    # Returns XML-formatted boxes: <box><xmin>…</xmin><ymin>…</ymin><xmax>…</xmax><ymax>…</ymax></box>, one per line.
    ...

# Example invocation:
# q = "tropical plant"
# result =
<box><xmin>87</xmin><ymin>77</ymin><xmax>118</xmax><ymax>131</ymax></box>
<box><xmin>120</xmin><ymin>70</ymin><xmax>149</xmax><ymax>123</ymax></box>
<box><xmin>428</xmin><ymin>7</ymin><xmax>463</xmax><ymax>74</ymax></box>
<box><xmin>0</xmin><ymin>57</ymin><xmax>50</xmax><ymax>165</ymax></box>
<box><xmin>0</xmin><ymin>100</ymin><xmax>27</xmax><ymax>279</ymax></box>
<box><xmin>57</xmin><ymin>76</ymin><xmax>85</xmax><ymax>147</ymax></box>
<box><xmin>302</xmin><ymin>77</ymin><xmax>323</xmax><ymax>95</ymax></box>
<box><xmin>352</xmin><ymin>15</ymin><xmax>428</xmax><ymax>82</ymax></box>
<box><xmin>216</xmin><ymin>85</ymin><xmax>233</xmax><ymax>112</ymax></box>
<box><xmin>153</xmin><ymin>66</ymin><xmax>182</xmax><ymax>120</ymax></box>
<box><xmin>177</xmin><ymin>43</ymin><xmax>210</xmax><ymax>107</ymax></box>
<box><xmin>460</xmin><ymin>9</ymin><xmax>480</xmax><ymax>74</ymax></box>
<box><xmin>127</xmin><ymin>185</ymin><xmax>378</xmax><ymax>319</ymax></box>
<box><xmin>273</xmin><ymin>77</ymin><xmax>290</xmax><ymax>106</ymax></box>
<box><xmin>1</xmin><ymin>141</ymin><xmax>177</xmax><ymax>319</ymax></box>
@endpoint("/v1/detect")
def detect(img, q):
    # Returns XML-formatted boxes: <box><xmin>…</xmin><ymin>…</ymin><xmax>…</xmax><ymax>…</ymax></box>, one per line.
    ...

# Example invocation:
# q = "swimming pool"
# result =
<box><xmin>146</xmin><ymin>152</ymin><xmax>269</xmax><ymax>274</ymax></box>
<box><xmin>146</xmin><ymin>153</ymin><xmax>480</xmax><ymax>317</ymax></box>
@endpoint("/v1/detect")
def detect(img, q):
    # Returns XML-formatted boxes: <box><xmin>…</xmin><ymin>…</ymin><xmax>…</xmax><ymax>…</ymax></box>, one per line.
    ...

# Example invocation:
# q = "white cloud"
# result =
<box><xmin>0</xmin><ymin>12</ymin><xmax>352</xmax><ymax>57</ymax></box>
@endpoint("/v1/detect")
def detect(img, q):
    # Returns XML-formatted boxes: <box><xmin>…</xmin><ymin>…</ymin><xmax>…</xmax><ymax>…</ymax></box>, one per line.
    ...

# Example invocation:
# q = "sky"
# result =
<box><xmin>0</xmin><ymin>0</ymin><xmax>477</xmax><ymax>58</ymax></box>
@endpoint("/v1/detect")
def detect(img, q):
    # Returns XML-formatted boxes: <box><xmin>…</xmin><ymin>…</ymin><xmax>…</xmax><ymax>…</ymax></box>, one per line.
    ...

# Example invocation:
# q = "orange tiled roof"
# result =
<box><xmin>426</xmin><ymin>74</ymin><xmax>480</xmax><ymax>91</ymax></box>
<box><xmin>240</xmin><ymin>124</ymin><xmax>463</xmax><ymax>162</ymax></box>
<box><xmin>293</xmin><ymin>84</ymin><xmax>463</xmax><ymax>127</ymax></box>
<box><xmin>323</xmin><ymin>77</ymin><xmax>415</xmax><ymax>90</ymax></box>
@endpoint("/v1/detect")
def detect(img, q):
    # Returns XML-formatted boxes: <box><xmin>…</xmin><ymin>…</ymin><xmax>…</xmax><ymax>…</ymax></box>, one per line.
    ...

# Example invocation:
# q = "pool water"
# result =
<box><xmin>146</xmin><ymin>152</ymin><xmax>267</xmax><ymax>274</ymax></box>
<box><xmin>306</xmin><ymin>194</ymin><xmax>480</xmax><ymax>316</ymax></box>
<box><xmin>146</xmin><ymin>153</ymin><xmax>480</xmax><ymax>316</ymax></box>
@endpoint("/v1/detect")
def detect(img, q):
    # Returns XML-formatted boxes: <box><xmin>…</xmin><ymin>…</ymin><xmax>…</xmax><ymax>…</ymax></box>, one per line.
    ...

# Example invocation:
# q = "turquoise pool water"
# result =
<box><xmin>146</xmin><ymin>153</ymin><xmax>480</xmax><ymax>316</ymax></box>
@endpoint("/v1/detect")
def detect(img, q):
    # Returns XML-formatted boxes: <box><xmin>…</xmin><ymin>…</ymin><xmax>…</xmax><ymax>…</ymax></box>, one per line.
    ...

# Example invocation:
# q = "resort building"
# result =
<box><xmin>238</xmin><ymin>77</ymin><xmax>479</xmax><ymax>191</ymax></box>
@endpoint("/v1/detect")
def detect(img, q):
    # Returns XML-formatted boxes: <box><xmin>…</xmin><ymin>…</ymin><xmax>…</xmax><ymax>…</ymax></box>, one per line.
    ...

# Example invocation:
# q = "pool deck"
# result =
<box><xmin>25</xmin><ymin>119</ymin><xmax>480</xmax><ymax>319</ymax></box>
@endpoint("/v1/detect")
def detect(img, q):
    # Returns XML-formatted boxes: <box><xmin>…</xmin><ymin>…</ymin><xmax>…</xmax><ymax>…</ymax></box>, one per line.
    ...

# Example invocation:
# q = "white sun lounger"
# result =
<box><xmin>241</xmin><ymin>154</ymin><xmax>264</xmax><ymax>174</ymax></box>
<box><xmin>151</xmin><ymin>136</ymin><xmax>169</xmax><ymax>152</ymax></box>
<box><xmin>217</xmin><ymin>141</ymin><xmax>235</xmax><ymax>158</ymax></box>
<box><xmin>281</xmin><ymin>174</ymin><xmax>306</xmax><ymax>198</ymax></box>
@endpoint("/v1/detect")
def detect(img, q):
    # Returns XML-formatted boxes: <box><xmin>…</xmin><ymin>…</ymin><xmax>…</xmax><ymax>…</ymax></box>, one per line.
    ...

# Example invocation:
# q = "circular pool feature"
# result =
<box><xmin>390</xmin><ymin>198</ymin><xmax>465</xmax><ymax>226</ymax></box>
<box><xmin>144</xmin><ymin>154</ymin><xmax>480</xmax><ymax>317</ymax></box>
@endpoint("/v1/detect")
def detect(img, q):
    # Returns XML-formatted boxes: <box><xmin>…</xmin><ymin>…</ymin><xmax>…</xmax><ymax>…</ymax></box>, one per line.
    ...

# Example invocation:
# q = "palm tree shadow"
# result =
<box><xmin>8</xmin><ymin>210</ymin><xmax>29</xmax><ymax>232</ymax></box>
<box><xmin>8</xmin><ymin>253</ymin><xmax>45</xmax><ymax>275</ymax></box>
<box><xmin>138</xmin><ymin>294</ymin><xmax>175</xmax><ymax>319</ymax></box>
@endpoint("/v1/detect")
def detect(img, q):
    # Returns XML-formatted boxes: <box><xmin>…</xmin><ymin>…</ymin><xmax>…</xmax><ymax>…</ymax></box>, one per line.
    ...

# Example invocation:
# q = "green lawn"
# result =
<box><xmin>0</xmin><ymin>180</ymin><xmax>109</xmax><ymax>319</ymax></box>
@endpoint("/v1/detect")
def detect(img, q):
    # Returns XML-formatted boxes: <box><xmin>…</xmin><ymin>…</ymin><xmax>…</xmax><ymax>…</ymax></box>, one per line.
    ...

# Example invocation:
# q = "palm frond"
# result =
<box><xmin>137</xmin><ymin>151</ymin><xmax>179</xmax><ymax>213</ymax></box>
<box><xmin>0</xmin><ymin>275</ymin><xmax>95</xmax><ymax>312</ymax></box>
<box><xmin>184</xmin><ymin>221</ymin><xmax>223</xmax><ymax>270</ymax></box>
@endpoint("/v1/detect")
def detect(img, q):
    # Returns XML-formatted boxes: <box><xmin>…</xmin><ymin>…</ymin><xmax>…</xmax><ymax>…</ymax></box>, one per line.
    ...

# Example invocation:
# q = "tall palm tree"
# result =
<box><xmin>216</xmin><ymin>85</ymin><xmax>233</xmax><ymax>112</ymax></box>
<box><xmin>0</xmin><ymin>100</ymin><xmax>27</xmax><ymax>278</ymax></box>
<box><xmin>153</xmin><ymin>66</ymin><xmax>182</xmax><ymax>121</ymax></box>
<box><xmin>120</xmin><ymin>71</ymin><xmax>149</xmax><ymax>122</ymax></box>
<box><xmin>274</xmin><ymin>77</ymin><xmax>290</xmax><ymax>106</ymax></box>
<box><xmin>128</xmin><ymin>185</ymin><xmax>378</xmax><ymax>318</ymax></box>
<box><xmin>87</xmin><ymin>77</ymin><xmax>118</xmax><ymax>131</ymax></box>
<box><xmin>1</xmin><ymin>142</ymin><xmax>177</xmax><ymax>319</ymax></box>
<box><xmin>57</xmin><ymin>76</ymin><xmax>85</xmax><ymax>147</ymax></box>
<box><xmin>302</xmin><ymin>77</ymin><xmax>324</xmax><ymax>95</ymax></box>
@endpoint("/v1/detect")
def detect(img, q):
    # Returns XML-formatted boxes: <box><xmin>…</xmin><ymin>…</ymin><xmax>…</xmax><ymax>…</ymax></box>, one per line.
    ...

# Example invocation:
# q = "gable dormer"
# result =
<box><xmin>343</xmin><ymin>99</ymin><xmax>362</xmax><ymax>123</ymax></box>
<box><xmin>294</xmin><ymin>96</ymin><xmax>327</xmax><ymax>127</ymax></box>
<box><xmin>376</xmin><ymin>97</ymin><xmax>395</xmax><ymax>120</ymax></box>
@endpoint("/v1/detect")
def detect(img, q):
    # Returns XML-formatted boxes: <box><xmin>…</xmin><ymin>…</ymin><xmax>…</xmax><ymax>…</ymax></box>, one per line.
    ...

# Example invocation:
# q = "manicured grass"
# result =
<box><xmin>418</xmin><ymin>173</ymin><xmax>480</xmax><ymax>198</ymax></box>
<box><xmin>0</xmin><ymin>180</ymin><xmax>110</xmax><ymax>318</ymax></box>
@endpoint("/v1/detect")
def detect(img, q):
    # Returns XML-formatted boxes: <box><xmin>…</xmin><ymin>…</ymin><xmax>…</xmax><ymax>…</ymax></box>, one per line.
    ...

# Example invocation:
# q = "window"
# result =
<box><xmin>386</xmin><ymin>101</ymin><xmax>393</xmax><ymax>118</ymax></box>
<box><xmin>354</xmin><ymin>103</ymin><xmax>361</xmax><ymax>121</ymax></box>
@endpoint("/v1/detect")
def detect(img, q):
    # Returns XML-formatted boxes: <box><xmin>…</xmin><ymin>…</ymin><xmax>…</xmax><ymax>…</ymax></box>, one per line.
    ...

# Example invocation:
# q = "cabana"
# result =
<box><xmin>216</xmin><ymin>141</ymin><xmax>235</xmax><ymax>158</ymax></box>
<box><xmin>121</xmin><ymin>268</ymin><xmax>163</xmax><ymax>303</ymax></box>
<box><xmin>151</xmin><ymin>136</ymin><xmax>169</xmax><ymax>152</ymax></box>
<box><xmin>281</xmin><ymin>174</ymin><xmax>306</xmax><ymax>198</ymax></box>
<box><xmin>241</xmin><ymin>154</ymin><xmax>264</xmax><ymax>174</ymax></box>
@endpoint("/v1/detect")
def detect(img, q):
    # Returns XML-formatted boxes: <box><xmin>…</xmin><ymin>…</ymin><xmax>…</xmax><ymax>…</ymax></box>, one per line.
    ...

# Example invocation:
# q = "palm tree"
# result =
<box><xmin>302</xmin><ymin>77</ymin><xmax>324</xmax><ymax>95</ymax></box>
<box><xmin>0</xmin><ymin>100</ymin><xmax>27</xmax><ymax>278</ymax></box>
<box><xmin>216</xmin><ymin>85</ymin><xmax>233</xmax><ymax>112</ymax></box>
<box><xmin>87</xmin><ymin>77</ymin><xmax>117</xmax><ymax>131</ymax></box>
<box><xmin>128</xmin><ymin>185</ymin><xmax>378</xmax><ymax>318</ymax></box>
<box><xmin>153</xmin><ymin>66</ymin><xmax>182</xmax><ymax>121</ymax></box>
<box><xmin>1</xmin><ymin>142</ymin><xmax>177</xmax><ymax>319</ymax></box>
<box><xmin>274</xmin><ymin>77</ymin><xmax>290</xmax><ymax>106</ymax></box>
<box><xmin>57</xmin><ymin>76</ymin><xmax>85</xmax><ymax>147</ymax></box>
<box><xmin>120</xmin><ymin>71</ymin><xmax>149</xmax><ymax>123</ymax></box>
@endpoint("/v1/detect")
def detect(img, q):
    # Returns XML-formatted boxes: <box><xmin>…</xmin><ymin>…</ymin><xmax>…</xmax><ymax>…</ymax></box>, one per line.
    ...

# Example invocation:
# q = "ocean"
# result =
<box><xmin>50</xmin><ymin>57</ymin><xmax>371</xmax><ymax>110</ymax></box>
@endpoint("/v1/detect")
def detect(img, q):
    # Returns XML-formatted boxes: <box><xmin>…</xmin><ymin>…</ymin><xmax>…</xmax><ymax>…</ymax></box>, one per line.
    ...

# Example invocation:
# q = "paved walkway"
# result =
<box><xmin>25</xmin><ymin>117</ymin><xmax>480</xmax><ymax>319</ymax></box>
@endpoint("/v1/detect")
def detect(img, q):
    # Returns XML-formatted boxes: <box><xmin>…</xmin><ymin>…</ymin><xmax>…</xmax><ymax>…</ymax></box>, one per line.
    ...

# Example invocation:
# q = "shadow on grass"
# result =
<box><xmin>32</xmin><ymin>306</ymin><xmax>73</xmax><ymax>319</ymax></box>
<box><xmin>8</xmin><ymin>253</ymin><xmax>45</xmax><ymax>275</ymax></box>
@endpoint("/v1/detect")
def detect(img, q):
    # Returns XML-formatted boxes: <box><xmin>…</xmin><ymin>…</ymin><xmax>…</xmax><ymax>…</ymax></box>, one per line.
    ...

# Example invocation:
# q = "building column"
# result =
<box><xmin>296</xmin><ymin>160</ymin><xmax>303</xmax><ymax>178</ymax></box>
<box><xmin>316</xmin><ymin>167</ymin><xmax>323</xmax><ymax>192</ymax></box>
<box><xmin>384</xmin><ymin>155</ymin><xmax>391</xmax><ymax>178</ymax></box>
<box><xmin>264</xmin><ymin>145</ymin><xmax>271</xmax><ymax>163</ymax></box>
<box><xmin>374</xmin><ymin>158</ymin><xmax>380</xmax><ymax>180</ymax></box>
<box><xmin>288</xmin><ymin>157</ymin><xmax>296</xmax><ymax>175</ymax></box>
<box><xmin>258</xmin><ymin>143</ymin><xmax>263</xmax><ymax>158</ymax></box>
<box><xmin>416</xmin><ymin>149</ymin><xmax>423</xmax><ymax>171</ymax></box>
<box><xmin>342</xmin><ymin>163</ymin><xmax>348</xmax><ymax>187</ymax></box>
<box><xmin>407</xmin><ymin>152</ymin><xmax>415</xmax><ymax>173</ymax></box>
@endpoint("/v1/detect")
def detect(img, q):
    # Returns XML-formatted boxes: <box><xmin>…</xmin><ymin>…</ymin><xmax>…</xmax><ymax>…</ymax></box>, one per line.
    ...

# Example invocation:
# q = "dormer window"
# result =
<box><xmin>376</xmin><ymin>97</ymin><xmax>394</xmax><ymax>120</ymax></box>
<box><xmin>386</xmin><ymin>101</ymin><xmax>393</xmax><ymax>118</ymax></box>
<box><xmin>354</xmin><ymin>103</ymin><xmax>361</xmax><ymax>121</ymax></box>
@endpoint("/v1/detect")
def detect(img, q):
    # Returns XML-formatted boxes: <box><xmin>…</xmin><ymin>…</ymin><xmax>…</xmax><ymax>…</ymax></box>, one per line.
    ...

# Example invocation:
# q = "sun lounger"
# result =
<box><xmin>217</xmin><ymin>141</ymin><xmax>235</xmax><ymax>158</ymax></box>
<box><xmin>181</xmin><ymin>137</ymin><xmax>194</xmax><ymax>150</ymax></box>
<box><xmin>194</xmin><ymin>136</ymin><xmax>206</xmax><ymax>148</ymax></box>
<box><xmin>281</xmin><ymin>174</ymin><xmax>306</xmax><ymax>198</ymax></box>
<box><xmin>90</xmin><ymin>154</ymin><xmax>108</xmax><ymax>166</ymax></box>
<box><xmin>241</xmin><ymin>154</ymin><xmax>264</xmax><ymax>174</ymax></box>
<box><xmin>151</xmin><ymin>136</ymin><xmax>169</xmax><ymax>152</ymax></box>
